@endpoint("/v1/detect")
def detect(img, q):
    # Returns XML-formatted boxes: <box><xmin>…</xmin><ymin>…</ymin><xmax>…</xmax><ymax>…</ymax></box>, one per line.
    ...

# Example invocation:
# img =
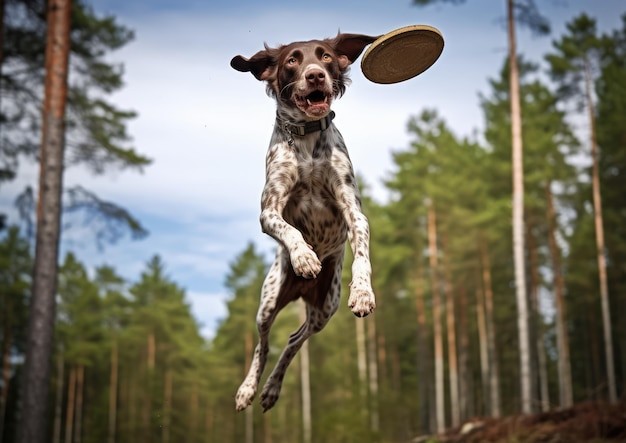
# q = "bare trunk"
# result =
<box><xmin>162</xmin><ymin>368</ymin><xmax>172</xmax><ymax>443</ymax></box>
<box><xmin>52</xmin><ymin>352</ymin><xmax>64</xmax><ymax>443</ymax></box>
<box><xmin>244</xmin><ymin>331</ymin><xmax>253</xmax><ymax>443</ymax></box>
<box><xmin>428</xmin><ymin>201</ymin><xmax>445</xmax><ymax>432</ymax></box>
<box><xmin>263</xmin><ymin>413</ymin><xmax>273</xmax><ymax>443</ymax></box>
<box><xmin>366</xmin><ymin>317</ymin><xmax>380</xmax><ymax>433</ymax></box>
<box><xmin>546</xmin><ymin>181</ymin><xmax>573</xmax><ymax>407</ymax></box>
<box><xmin>414</xmin><ymin>268</ymin><xmax>432</xmax><ymax>433</ymax></box>
<box><xmin>355</xmin><ymin>316</ymin><xmax>368</xmax><ymax>416</ymax></box>
<box><xmin>527</xmin><ymin>227</ymin><xmax>550</xmax><ymax>412</ymax></box>
<box><xmin>584</xmin><ymin>55</ymin><xmax>617</xmax><ymax>404</ymax></box>
<box><xmin>189</xmin><ymin>384</ymin><xmax>198</xmax><ymax>443</ymax></box>
<box><xmin>108</xmin><ymin>338</ymin><xmax>118</xmax><ymax>443</ymax></box>
<box><xmin>587</xmin><ymin>301</ymin><xmax>602</xmax><ymax>400</ymax></box>
<box><xmin>17</xmin><ymin>1</ymin><xmax>71</xmax><ymax>441</ymax></box>
<box><xmin>299</xmin><ymin>305</ymin><xmax>312</xmax><ymax>443</ymax></box>
<box><xmin>480</xmin><ymin>241</ymin><xmax>500</xmax><ymax>417</ymax></box>
<box><xmin>507</xmin><ymin>0</ymin><xmax>531</xmax><ymax>414</ymax></box>
<box><xmin>457</xmin><ymin>286</ymin><xmax>470</xmax><ymax>420</ymax></box>
<box><xmin>443</xmin><ymin>238</ymin><xmax>459</xmax><ymax>427</ymax></box>
<box><xmin>475</xmin><ymin>285</ymin><xmax>489</xmax><ymax>415</ymax></box>
<box><xmin>147</xmin><ymin>333</ymin><xmax>155</xmax><ymax>370</ymax></box>
<box><xmin>0</xmin><ymin>0</ymin><xmax>5</xmax><ymax>115</ymax></box>
<box><xmin>143</xmin><ymin>333</ymin><xmax>155</xmax><ymax>443</ymax></box>
<box><xmin>73</xmin><ymin>365</ymin><xmax>84</xmax><ymax>443</ymax></box>
<box><xmin>129</xmin><ymin>367</ymin><xmax>138</xmax><ymax>441</ymax></box>
<box><xmin>205</xmin><ymin>405</ymin><xmax>214</xmax><ymax>443</ymax></box>
<box><xmin>65</xmin><ymin>367</ymin><xmax>77</xmax><ymax>443</ymax></box>
<box><xmin>0</xmin><ymin>313</ymin><xmax>12</xmax><ymax>443</ymax></box>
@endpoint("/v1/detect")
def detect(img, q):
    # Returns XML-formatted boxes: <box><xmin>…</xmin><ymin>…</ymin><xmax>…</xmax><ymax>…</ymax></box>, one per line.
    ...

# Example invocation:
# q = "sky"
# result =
<box><xmin>2</xmin><ymin>0</ymin><xmax>624</xmax><ymax>339</ymax></box>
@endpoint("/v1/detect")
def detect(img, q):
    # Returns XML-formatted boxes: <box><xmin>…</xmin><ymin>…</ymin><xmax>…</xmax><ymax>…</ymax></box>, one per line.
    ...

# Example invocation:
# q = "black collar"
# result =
<box><xmin>278</xmin><ymin>111</ymin><xmax>335</xmax><ymax>138</ymax></box>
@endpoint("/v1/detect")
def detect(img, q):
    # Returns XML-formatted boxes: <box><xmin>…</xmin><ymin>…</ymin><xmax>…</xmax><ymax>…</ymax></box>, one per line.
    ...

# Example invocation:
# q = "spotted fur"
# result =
<box><xmin>231</xmin><ymin>33</ymin><xmax>379</xmax><ymax>412</ymax></box>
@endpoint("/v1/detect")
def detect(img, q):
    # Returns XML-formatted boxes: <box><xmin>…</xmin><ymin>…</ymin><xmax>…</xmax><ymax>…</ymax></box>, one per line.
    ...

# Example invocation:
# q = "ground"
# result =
<box><xmin>415</xmin><ymin>401</ymin><xmax>626</xmax><ymax>443</ymax></box>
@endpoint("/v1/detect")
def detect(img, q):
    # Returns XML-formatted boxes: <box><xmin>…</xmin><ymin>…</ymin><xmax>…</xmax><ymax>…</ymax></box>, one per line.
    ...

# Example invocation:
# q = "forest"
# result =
<box><xmin>1</xmin><ymin>0</ymin><xmax>625</xmax><ymax>442</ymax></box>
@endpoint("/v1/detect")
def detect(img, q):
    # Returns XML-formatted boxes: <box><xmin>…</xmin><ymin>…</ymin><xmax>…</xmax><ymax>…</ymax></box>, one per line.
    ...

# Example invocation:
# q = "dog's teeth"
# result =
<box><xmin>306</xmin><ymin>99</ymin><xmax>312</xmax><ymax>105</ymax></box>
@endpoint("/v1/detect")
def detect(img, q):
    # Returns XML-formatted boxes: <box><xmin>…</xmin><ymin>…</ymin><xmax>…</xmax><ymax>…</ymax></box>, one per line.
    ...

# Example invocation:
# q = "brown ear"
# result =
<box><xmin>330</xmin><ymin>33</ymin><xmax>381</xmax><ymax>68</ymax></box>
<box><xmin>230</xmin><ymin>47</ymin><xmax>276</xmax><ymax>81</ymax></box>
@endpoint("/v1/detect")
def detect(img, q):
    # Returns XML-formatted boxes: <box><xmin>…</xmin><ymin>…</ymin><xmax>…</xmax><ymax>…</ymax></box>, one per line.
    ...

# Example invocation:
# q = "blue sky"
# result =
<box><xmin>2</xmin><ymin>0</ymin><xmax>624</xmax><ymax>339</ymax></box>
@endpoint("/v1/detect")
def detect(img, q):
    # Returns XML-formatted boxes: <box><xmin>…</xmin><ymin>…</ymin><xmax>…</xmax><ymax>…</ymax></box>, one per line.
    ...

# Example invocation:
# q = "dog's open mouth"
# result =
<box><xmin>294</xmin><ymin>90</ymin><xmax>331</xmax><ymax>116</ymax></box>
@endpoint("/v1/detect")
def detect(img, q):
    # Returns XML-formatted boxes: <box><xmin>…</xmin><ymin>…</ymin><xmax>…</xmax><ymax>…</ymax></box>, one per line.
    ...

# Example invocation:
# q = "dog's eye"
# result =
<box><xmin>322</xmin><ymin>53</ymin><xmax>332</xmax><ymax>62</ymax></box>
<box><xmin>287</xmin><ymin>57</ymin><xmax>298</xmax><ymax>65</ymax></box>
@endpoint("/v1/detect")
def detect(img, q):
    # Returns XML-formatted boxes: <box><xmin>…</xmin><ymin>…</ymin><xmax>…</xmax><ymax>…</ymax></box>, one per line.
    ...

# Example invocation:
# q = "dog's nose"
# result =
<box><xmin>306</xmin><ymin>69</ymin><xmax>326</xmax><ymax>85</ymax></box>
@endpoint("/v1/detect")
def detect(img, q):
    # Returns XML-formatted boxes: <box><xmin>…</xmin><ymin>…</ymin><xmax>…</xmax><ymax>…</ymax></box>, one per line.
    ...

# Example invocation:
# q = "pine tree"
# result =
<box><xmin>546</xmin><ymin>13</ymin><xmax>618</xmax><ymax>403</ymax></box>
<box><xmin>1</xmin><ymin>0</ymin><xmax>150</xmax><ymax>241</ymax></box>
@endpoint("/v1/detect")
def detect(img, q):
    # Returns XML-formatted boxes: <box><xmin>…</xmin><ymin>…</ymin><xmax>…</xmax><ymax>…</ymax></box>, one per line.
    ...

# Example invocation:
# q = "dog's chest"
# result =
<box><xmin>283</xmin><ymin>139</ymin><xmax>348</xmax><ymax>252</ymax></box>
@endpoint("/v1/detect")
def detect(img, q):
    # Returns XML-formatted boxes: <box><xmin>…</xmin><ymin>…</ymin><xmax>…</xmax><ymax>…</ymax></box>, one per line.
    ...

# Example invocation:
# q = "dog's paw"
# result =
<box><xmin>348</xmin><ymin>287</ymin><xmax>376</xmax><ymax>318</ymax></box>
<box><xmin>259</xmin><ymin>378</ymin><xmax>282</xmax><ymax>412</ymax></box>
<box><xmin>235</xmin><ymin>382</ymin><xmax>257</xmax><ymax>411</ymax></box>
<box><xmin>290</xmin><ymin>243</ymin><xmax>321</xmax><ymax>279</ymax></box>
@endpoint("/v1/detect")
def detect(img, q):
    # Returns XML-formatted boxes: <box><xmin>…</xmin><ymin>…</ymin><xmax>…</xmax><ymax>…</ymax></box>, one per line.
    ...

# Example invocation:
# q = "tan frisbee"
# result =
<box><xmin>361</xmin><ymin>25</ymin><xmax>444</xmax><ymax>84</ymax></box>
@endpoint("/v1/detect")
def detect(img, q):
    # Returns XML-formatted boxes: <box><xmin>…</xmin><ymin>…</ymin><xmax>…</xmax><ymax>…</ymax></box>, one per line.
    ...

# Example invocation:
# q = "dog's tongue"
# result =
<box><xmin>306</xmin><ymin>92</ymin><xmax>329</xmax><ymax>115</ymax></box>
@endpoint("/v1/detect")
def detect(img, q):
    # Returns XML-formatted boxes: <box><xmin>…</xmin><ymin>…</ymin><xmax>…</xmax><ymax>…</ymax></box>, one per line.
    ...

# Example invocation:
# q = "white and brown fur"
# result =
<box><xmin>231</xmin><ymin>33</ymin><xmax>379</xmax><ymax>412</ymax></box>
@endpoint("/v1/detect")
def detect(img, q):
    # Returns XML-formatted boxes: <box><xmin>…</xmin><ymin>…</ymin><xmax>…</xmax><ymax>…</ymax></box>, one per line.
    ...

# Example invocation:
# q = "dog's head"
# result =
<box><xmin>231</xmin><ymin>33</ymin><xmax>379</xmax><ymax>119</ymax></box>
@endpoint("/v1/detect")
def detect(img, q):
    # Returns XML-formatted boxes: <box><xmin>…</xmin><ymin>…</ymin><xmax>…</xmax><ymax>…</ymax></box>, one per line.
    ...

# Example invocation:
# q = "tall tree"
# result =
<box><xmin>413</xmin><ymin>0</ymin><xmax>550</xmax><ymax>415</ymax></box>
<box><xmin>595</xmin><ymin>15</ymin><xmax>626</xmax><ymax>390</ymax></box>
<box><xmin>546</xmin><ymin>13</ymin><xmax>617</xmax><ymax>404</ymax></box>
<box><xmin>16</xmin><ymin>0</ymin><xmax>72</xmax><ymax>440</ymax></box>
<box><xmin>506</xmin><ymin>0</ymin><xmax>532</xmax><ymax>413</ymax></box>
<box><xmin>1</xmin><ymin>0</ymin><xmax>150</xmax><ymax>241</ymax></box>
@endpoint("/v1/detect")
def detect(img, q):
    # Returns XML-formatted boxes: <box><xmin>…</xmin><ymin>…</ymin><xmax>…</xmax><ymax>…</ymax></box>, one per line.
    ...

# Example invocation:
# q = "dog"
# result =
<box><xmin>231</xmin><ymin>32</ymin><xmax>379</xmax><ymax>412</ymax></box>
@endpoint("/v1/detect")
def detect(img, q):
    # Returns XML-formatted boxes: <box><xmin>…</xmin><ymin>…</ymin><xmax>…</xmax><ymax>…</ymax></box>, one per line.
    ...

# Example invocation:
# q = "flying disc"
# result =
<box><xmin>361</xmin><ymin>25</ymin><xmax>444</xmax><ymax>84</ymax></box>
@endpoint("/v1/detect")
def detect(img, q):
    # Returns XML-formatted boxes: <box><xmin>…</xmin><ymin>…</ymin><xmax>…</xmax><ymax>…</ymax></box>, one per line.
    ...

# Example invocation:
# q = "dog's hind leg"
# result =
<box><xmin>235</xmin><ymin>250</ymin><xmax>288</xmax><ymax>411</ymax></box>
<box><xmin>259</xmin><ymin>254</ymin><xmax>343</xmax><ymax>412</ymax></box>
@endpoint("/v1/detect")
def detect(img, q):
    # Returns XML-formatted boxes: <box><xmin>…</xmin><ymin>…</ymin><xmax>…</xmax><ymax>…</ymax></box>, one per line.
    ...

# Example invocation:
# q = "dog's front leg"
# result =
<box><xmin>260</xmin><ymin>143</ymin><xmax>321</xmax><ymax>279</ymax></box>
<box><xmin>332</xmin><ymin>154</ymin><xmax>376</xmax><ymax>317</ymax></box>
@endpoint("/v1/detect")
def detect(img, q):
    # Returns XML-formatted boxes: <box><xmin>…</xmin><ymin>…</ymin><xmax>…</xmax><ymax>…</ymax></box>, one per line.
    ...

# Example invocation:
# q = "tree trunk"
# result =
<box><xmin>546</xmin><ymin>181</ymin><xmax>573</xmax><ymax>407</ymax></box>
<box><xmin>299</xmin><ymin>304</ymin><xmax>312</xmax><ymax>443</ymax></box>
<box><xmin>366</xmin><ymin>317</ymin><xmax>380</xmax><ymax>433</ymax></box>
<box><xmin>584</xmin><ymin>55</ymin><xmax>617</xmax><ymax>404</ymax></box>
<box><xmin>74</xmin><ymin>365</ymin><xmax>84</xmax><ymax>443</ymax></box>
<box><xmin>443</xmin><ymin>238</ymin><xmax>460</xmax><ymax>427</ymax></box>
<box><xmin>355</xmin><ymin>317</ymin><xmax>368</xmax><ymax>416</ymax></box>
<box><xmin>65</xmin><ymin>367</ymin><xmax>77</xmax><ymax>443</ymax></box>
<box><xmin>147</xmin><ymin>333</ymin><xmax>155</xmax><ymax>370</ymax></box>
<box><xmin>480</xmin><ymin>241</ymin><xmax>501</xmax><ymax>418</ymax></box>
<box><xmin>17</xmin><ymin>1</ymin><xmax>72</xmax><ymax>441</ymax></box>
<box><xmin>244</xmin><ymin>331</ymin><xmax>253</xmax><ymax>443</ymax></box>
<box><xmin>189</xmin><ymin>383</ymin><xmax>198</xmax><ymax>443</ymax></box>
<box><xmin>162</xmin><ymin>368</ymin><xmax>172</xmax><ymax>443</ymax></box>
<box><xmin>108</xmin><ymin>338</ymin><xmax>118</xmax><ymax>443</ymax></box>
<box><xmin>427</xmin><ymin>201</ymin><xmax>445</xmax><ymax>432</ymax></box>
<box><xmin>414</xmin><ymin>267</ymin><xmax>432</xmax><ymax>433</ymax></box>
<box><xmin>507</xmin><ymin>0</ymin><xmax>531</xmax><ymax>414</ymax></box>
<box><xmin>0</xmin><ymin>0</ymin><xmax>5</xmax><ymax>116</ymax></box>
<box><xmin>475</xmin><ymin>285</ymin><xmax>489</xmax><ymax>416</ymax></box>
<box><xmin>0</xmin><ymin>312</ymin><xmax>12</xmax><ymax>443</ymax></box>
<box><xmin>144</xmin><ymin>333</ymin><xmax>155</xmax><ymax>443</ymax></box>
<box><xmin>52</xmin><ymin>352</ymin><xmax>64</xmax><ymax>443</ymax></box>
<box><xmin>526</xmin><ymin>227</ymin><xmax>550</xmax><ymax>412</ymax></box>
<box><xmin>457</xmin><ymin>286</ymin><xmax>470</xmax><ymax>421</ymax></box>
<box><xmin>587</xmin><ymin>300</ymin><xmax>602</xmax><ymax>400</ymax></box>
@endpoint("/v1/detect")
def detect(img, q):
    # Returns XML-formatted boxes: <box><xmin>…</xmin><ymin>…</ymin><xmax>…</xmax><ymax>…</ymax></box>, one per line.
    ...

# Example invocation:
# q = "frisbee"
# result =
<box><xmin>361</xmin><ymin>25</ymin><xmax>444</xmax><ymax>84</ymax></box>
